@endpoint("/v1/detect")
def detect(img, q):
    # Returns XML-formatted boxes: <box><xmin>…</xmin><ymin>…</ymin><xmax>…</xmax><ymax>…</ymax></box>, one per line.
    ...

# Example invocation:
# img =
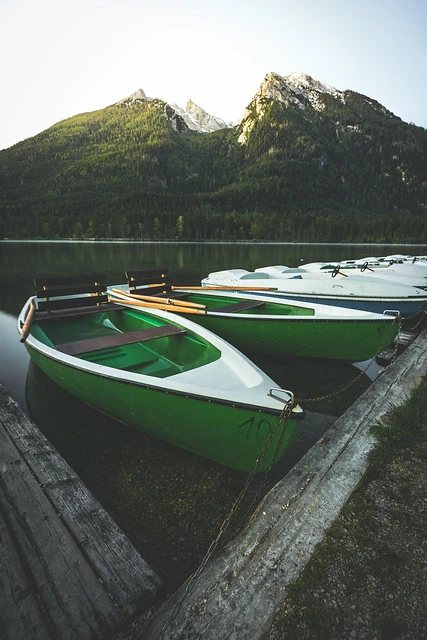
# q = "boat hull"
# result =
<box><xmin>205</xmin><ymin>287</ymin><xmax>426</xmax><ymax>319</ymax></box>
<box><xmin>188</xmin><ymin>313</ymin><xmax>399</xmax><ymax>360</ymax></box>
<box><xmin>26</xmin><ymin>344</ymin><xmax>299</xmax><ymax>473</ymax></box>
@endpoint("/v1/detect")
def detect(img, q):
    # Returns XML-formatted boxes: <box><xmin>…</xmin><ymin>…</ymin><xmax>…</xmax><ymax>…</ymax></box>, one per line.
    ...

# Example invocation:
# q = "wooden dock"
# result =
<box><xmin>139</xmin><ymin>328</ymin><xmax>427</xmax><ymax>640</ymax></box>
<box><xmin>0</xmin><ymin>382</ymin><xmax>162</xmax><ymax>640</ymax></box>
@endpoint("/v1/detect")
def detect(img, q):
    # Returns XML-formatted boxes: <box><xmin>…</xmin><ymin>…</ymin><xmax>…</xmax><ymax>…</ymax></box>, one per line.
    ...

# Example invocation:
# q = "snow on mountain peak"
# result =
<box><xmin>286</xmin><ymin>72</ymin><xmax>338</xmax><ymax>97</ymax></box>
<box><xmin>238</xmin><ymin>71</ymin><xmax>345</xmax><ymax>143</ymax></box>
<box><xmin>116</xmin><ymin>89</ymin><xmax>230</xmax><ymax>133</ymax></box>
<box><xmin>260</xmin><ymin>71</ymin><xmax>344</xmax><ymax>111</ymax></box>
<box><xmin>185</xmin><ymin>99</ymin><xmax>230</xmax><ymax>132</ymax></box>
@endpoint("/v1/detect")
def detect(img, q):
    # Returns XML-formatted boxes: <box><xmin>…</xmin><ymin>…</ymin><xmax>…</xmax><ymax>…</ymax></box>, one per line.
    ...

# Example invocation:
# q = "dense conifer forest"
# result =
<box><xmin>0</xmin><ymin>90</ymin><xmax>426</xmax><ymax>242</ymax></box>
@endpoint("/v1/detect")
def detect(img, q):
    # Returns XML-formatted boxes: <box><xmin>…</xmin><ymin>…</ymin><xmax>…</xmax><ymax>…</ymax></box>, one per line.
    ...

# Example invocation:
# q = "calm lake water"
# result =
<box><xmin>1</xmin><ymin>240</ymin><xmax>426</xmax><ymax>590</ymax></box>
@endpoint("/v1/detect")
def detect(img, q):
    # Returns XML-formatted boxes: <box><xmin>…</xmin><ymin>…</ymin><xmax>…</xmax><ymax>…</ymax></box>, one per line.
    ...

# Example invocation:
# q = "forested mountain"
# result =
<box><xmin>1</xmin><ymin>72</ymin><xmax>426</xmax><ymax>242</ymax></box>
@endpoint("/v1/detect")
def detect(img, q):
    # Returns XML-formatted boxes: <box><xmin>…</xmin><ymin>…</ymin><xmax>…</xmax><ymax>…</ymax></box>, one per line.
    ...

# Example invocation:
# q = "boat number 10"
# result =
<box><xmin>238</xmin><ymin>416</ymin><xmax>272</xmax><ymax>439</ymax></box>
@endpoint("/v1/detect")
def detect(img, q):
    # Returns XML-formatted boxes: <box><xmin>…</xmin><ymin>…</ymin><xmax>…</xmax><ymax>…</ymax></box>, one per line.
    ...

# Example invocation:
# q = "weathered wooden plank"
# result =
<box><xmin>0</xmin><ymin>383</ymin><xmax>162</xmax><ymax>640</ymax></box>
<box><xmin>0</xmin><ymin>503</ymin><xmax>51</xmax><ymax>640</ymax></box>
<box><xmin>139</xmin><ymin>328</ymin><xmax>427</xmax><ymax>640</ymax></box>
<box><xmin>0</xmin><ymin>422</ymin><xmax>120</xmax><ymax>639</ymax></box>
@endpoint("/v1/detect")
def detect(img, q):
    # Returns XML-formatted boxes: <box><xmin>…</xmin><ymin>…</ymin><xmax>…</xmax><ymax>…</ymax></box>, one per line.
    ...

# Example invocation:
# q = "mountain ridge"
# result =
<box><xmin>0</xmin><ymin>71</ymin><xmax>426</xmax><ymax>242</ymax></box>
<box><xmin>113</xmin><ymin>72</ymin><xmax>410</xmax><ymax>139</ymax></box>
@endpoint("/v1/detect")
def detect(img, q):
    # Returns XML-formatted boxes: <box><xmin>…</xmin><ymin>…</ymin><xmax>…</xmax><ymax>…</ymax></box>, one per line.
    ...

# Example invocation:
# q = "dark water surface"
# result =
<box><xmin>1</xmin><ymin>240</ymin><xmax>425</xmax><ymax>590</ymax></box>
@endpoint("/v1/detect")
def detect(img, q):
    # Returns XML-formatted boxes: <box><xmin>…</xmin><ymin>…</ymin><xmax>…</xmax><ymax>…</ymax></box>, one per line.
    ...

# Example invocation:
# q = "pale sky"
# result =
<box><xmin>1</xmin><ymin>0</ymin><xmax>426</xmax><ymax>150</ymax></box>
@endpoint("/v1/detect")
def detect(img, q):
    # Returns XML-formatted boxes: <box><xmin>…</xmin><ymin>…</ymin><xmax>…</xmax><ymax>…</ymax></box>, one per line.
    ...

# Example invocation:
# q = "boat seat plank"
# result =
<box><xmin>213</xmin><ymin>300</ymin><xmax>265</xmax><ymax>313</ymax></box>
<box><xmin>125</xmin><ymin>269</ymin><xmax>187</xmax><ymax>299</ymax></box>
<box><xmin>37</xmin><ymin>293</ymin><xmax>110</xmax><ymax>312</ymax></box>
<box><xmin>34</xmin><ymin>274</ymin><xmax>112</xmax><ymax>314</ymax></box>
<box><xmin>55</xmin><ymin>325</ymin><xmax>186</xmax><ymax>355</ymax></box>
<box><xmin>35</xmin><ymin>302</ymin><xmax>122</xmax><ymax>320</ymax></box>
<box><xmin>35</xmin><ymin>275</ymin><xmax>107</xmax><ymax>299</ymax></box>
<box><xmin>126</xmin><ymin>268</ymin><xmax>170</xmax><ymax>288</ymax></box>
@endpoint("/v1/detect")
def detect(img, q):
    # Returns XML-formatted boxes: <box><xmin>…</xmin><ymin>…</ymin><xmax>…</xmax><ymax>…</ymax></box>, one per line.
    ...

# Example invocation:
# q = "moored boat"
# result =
<box><xmin>339</xmin><ymin>256</ymin><xmax>427</xmax><ymax>272</ymax></box>
<box><xmin>200</xmin><ymin>268</ymin><xmax>427</xmax><ymax>319</ymax></box>
<box><xmin>341</xmin><ymin>254</ymin><xmax>427</xmax><ymax>266</ymax></box>
<box><xmin>18</xmin><ymin>275</ymin><xmax>304</xmax><ymax>473</ymax></box>
<box><xmin>108</xmin><ymin>270</ymin><xmax>401</xmax><ymax>362</ymax></box>
<box><xmin>294</xmin><ymin>262</ymin><xmax>427</xmax><ymax>288</ymax></box>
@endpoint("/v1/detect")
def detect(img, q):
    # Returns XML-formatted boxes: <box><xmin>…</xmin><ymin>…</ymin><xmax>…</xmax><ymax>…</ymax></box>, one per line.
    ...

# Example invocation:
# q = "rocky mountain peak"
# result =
<box><xmin>242</xmin><ymin>71</ymin><xmax>344</xmax><ymax>122</ymax></box>
<box><xmin>185</xmin><ymin>99</ymin><xmax>230</xmax><ymax>132</ymax></box>
<box><xmin>115</xmin><ymin>89</ymin><xmax>230</xmax><ymax>134</ymax></box>
<box><xmin>170</xmin><ymin>100</ymin><xmax>230</xmax><ymax>133</ymax></box>
<box><xmin>115</xmin><ymin>88</ymin><xmax>149</xmax><ymax>106</ymax></box>
<box><xmin>238</xmin><ymin>71</ymin><xmax>397</xmax><ymax>143</ymax></box>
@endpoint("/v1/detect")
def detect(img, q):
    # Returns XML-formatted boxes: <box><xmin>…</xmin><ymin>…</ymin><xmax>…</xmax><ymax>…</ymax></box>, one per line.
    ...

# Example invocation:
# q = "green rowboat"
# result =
<box><xmin>108</xmin><ymin>270</ymin><xmax>401</xmax><ymax>362</ymax></box>
<box><xmin>18</xmin><ymin>276</ymin><xmax>303</xmax><ymax>473</ymax></box>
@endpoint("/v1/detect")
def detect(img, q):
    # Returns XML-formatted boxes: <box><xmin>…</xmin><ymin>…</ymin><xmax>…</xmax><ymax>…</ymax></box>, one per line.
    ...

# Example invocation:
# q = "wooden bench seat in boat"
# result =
<box><xmin>34</xmin><ymin>275</ymin><xmax>120</xmax><ymax>318</ymax></box>
<box><xmin>126</xmin><ymin>269</ymin><xmax>171</xmax><ymax>294</ymax></box>
<box><xmin>213</xmin><ymin>300</ymin><xmax>265</xmax><ymax>313</ymax></box>
<box><xmin>125</xmin><ymin>269</ymin><xmax>186</xmax><ymax>299</ymax></box>
<box><xmin>55</xmin><ymin>325</ymin><xmax>186</xmax><ymax>356</ymax></box>
<box><xmin>35</xmin><ymin>302</ymin><xmax>122</xmax><ymax>321</ymax></box>
<box><xmin>124</xmin><ymin>270</ymin><xmax>266</xmax><ymax>312</ymax></box>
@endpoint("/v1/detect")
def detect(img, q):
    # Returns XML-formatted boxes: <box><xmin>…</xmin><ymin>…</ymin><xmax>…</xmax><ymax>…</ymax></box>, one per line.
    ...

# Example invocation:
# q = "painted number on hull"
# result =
<box><xmin>238</xmin><ymin>416</ymin><xmax>272</xmax><ymax>440</ymax></box>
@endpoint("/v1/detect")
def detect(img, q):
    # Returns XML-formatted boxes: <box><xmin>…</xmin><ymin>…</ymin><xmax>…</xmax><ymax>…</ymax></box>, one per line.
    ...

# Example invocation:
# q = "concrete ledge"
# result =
<box><xmin>140</xmin><ymin>328</ymin><xmax>427</xmax><ymax>640</ymax></box>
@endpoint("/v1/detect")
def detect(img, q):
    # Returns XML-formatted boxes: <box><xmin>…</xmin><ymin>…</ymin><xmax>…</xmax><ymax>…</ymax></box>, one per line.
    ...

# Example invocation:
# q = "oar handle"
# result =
<box><xmin>111</xmin><ymin>288</ymin><xmax>206</xmax><ymax>310</ymax></box>
<box><xmin>172</xmin><ymin>285</ymin><xmax>278</xmax><ymax>291</ymax></box>
<box><xmin>20</xmin><ymin>299</ymin><xmax>36</xmax><ymax>343</ymax></box>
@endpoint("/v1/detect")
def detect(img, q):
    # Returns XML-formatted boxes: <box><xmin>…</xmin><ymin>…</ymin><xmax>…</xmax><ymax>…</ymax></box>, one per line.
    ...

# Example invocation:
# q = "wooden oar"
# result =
<box><xmin>172</xmin><ymin>285</ymin><xmax>279</xmax><ymax>291</ymax></box>
<box><xmin>20</xmin><ymin>299</ymin><xmax>36</xmax><ymax>343</ymax></box>
<box><xmin>111</xmin><ymin>288</ymin><xmax>206</xmax><ymax>310</ymax></box>
<box><xmin>109</xmin><ymin>297</ymin><xmax>207</xmax><ymax>315</ymax></box>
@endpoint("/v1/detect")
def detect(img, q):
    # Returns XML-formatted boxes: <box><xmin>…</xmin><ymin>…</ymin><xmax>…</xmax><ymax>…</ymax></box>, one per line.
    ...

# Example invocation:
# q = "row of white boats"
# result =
<box><xmin>201</xmin><ymin>253</ymin><xmax>427</xmax><ymax>319</ymax></box>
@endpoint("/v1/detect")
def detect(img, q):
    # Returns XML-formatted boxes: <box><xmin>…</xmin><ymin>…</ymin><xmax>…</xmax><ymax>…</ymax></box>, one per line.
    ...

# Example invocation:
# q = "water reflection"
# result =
<box><xmin>3</xmin><ymin>240</ymin><xmax>426</xmax><ymax>310</ymax></box>
<box><xmin>0</xmin><ymin>310</ymin><xmax>30</xmax><ymax>409</ymax></box>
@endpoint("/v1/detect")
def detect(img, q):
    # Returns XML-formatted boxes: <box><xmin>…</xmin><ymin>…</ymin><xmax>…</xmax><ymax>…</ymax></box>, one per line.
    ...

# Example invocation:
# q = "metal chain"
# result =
<box><xmin>151</xmin><ymin>400</ymin><xmax>294</xmax><ymax>640</ymax></box>
<box><xmin>403</xmin><ymin>308</ymin><xmax>427</xmax><ymax>333</ymax></box>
